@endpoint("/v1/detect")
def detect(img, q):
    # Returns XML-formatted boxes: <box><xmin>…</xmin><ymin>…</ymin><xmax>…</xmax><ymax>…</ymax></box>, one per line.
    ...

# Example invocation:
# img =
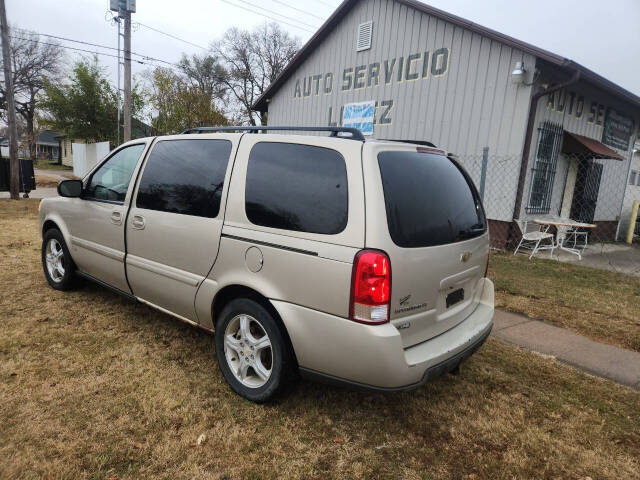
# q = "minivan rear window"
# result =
<box><xmin>377</xmin><ymin>151</ymin><xmax>486</xmax><ymax>248</ymax></box>
<box><xmin>245</xmin><ymin>142</ymin><xmax>348</xmax><ymax>235</ymax></box>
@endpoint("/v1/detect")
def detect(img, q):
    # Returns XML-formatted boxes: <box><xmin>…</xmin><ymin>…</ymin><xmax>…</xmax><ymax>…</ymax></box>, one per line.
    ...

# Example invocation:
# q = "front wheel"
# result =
<box><xmin>215</xmin><ymin>298</ymin><xmax>294</xmax><ymax>402</ymax></box>
<box><xmin>42</xmin><ymin>228</ymin><xmax>75</xmax><ymax>291</ymax></box>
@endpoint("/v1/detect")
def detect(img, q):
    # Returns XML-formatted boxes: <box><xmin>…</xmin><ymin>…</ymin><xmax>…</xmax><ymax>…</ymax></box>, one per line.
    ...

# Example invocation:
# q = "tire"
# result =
<box><xmin>42</xmin><ymin>228</ymin><xmax>76</xmax><ymax>291</ymax></box>
<box><xmin>215</xmin><ymin>298</ymin><xmax>294</xmax><ymax>403</ymax></box>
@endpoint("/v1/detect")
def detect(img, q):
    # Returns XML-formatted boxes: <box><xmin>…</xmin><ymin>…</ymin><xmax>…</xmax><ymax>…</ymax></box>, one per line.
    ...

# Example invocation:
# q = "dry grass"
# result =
<box><xmin>1</xmin><ymin>199</ymin><xmax>639</xmax><ymax>479</ymax></box>
<box><xmin>33</xmin><ymin>159</ymin><xmax>74</xmax><ymax>171</ymax></box>
<box><xmin>490</xmin><ymin>252</ymin><xmax>640</xmax><ymax>352</ymax></box>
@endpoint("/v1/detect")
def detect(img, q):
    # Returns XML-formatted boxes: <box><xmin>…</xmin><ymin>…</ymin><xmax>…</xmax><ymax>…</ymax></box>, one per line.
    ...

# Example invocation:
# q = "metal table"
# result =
<box><xmin>533</xmin><ymin>217</ymin><xmax>596</xmax><ymax>260</ymax></box>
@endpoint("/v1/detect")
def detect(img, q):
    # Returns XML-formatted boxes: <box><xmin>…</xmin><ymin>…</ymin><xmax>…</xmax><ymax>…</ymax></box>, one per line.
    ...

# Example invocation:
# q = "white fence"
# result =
<box><xmin>72</xmin><ymin>142</ymin><xmax>110</xmax><ymax>177</ymax></box>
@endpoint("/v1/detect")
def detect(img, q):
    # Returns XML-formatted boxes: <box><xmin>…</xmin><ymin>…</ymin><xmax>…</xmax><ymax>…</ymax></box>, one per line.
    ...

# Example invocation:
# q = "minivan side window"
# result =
<box><xmin>245</xmin><ymin>142</ymin><xmax>348</xmax><ymax>235</ymax></box>
<box><xmin>84</xmin><ymin>144</ymin><xmax>146</xmax><ymax>203</ymax></box>
<box><xmin>136</xmin><ymin>139</ymin><xmax>232</xmax><ymax>218</ymax></box>
<box><xmin>378</xmin><ymin>151</ymin><xmax>487</xmax><ymax>248</ymax></box>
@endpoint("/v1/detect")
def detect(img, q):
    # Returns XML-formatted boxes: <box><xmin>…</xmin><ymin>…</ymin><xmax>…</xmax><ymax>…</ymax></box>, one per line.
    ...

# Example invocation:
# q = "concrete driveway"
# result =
<box><xmin>0</xmin><ymin>188</ymin><xmax>58</xmax><ymax>199</ymax></box>
<box><xmin>0</xmin><ymin>168</ymin><xmax>76</xmax><ymax>199</ymax></box>
<box><xmin>554</xmin><ymin>242</ymin><xmax>640</xmax><ymax>277</ymax></box>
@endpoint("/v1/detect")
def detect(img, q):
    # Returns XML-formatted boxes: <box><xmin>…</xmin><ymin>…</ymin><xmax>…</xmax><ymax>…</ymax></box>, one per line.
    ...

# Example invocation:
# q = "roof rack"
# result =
<box><xmin>180</xmin><ymin>125</ymin><xmax>365</xmax><ymax>141</ymax></box>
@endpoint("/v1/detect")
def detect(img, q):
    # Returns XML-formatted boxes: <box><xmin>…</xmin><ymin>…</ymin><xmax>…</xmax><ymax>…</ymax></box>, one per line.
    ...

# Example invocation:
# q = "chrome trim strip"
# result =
<box><xmin>137</xmin><ymin>297</ymin><xmax>214</xmax><ymax>333</ymax></box>
<box><xmin>221</xmin><ymin>233</ymin><xmax>318</xmax><ymax>257</ymax></box>
<box><xmin>70</xmin><ymin>236</ymin><xmax>125</xmax><ymax>262</ymax></box>
<box><xmin>126</xmin><ymin>254</ymin><xmax>202</xmax><ymax>287</ymax></box>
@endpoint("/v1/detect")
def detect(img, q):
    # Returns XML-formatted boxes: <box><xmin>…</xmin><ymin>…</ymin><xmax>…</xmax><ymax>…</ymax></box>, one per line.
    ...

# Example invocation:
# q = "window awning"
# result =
<box><xmin>562</xmin><ymin>131</ymin><xmax>625</xmax><ymax>160</ymax></box>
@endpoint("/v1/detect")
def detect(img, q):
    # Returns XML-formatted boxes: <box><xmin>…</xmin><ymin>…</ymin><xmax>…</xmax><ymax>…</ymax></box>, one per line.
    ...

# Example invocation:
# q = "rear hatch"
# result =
<box><xmin>362</xmin><ymin>143</ymin><xmax>489</xmax><ymax>348</ymax></box>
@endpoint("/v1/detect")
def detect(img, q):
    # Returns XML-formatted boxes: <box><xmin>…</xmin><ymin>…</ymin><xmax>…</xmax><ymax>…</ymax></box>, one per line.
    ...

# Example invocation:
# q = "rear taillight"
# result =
<box><xmin>349</xmin><ymin>250</ymin><xmax>391</xmax><ymax>324</ymax></box>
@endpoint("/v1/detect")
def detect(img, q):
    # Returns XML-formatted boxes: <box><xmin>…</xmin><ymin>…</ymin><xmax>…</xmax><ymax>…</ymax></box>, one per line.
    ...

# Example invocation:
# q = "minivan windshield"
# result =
<box><xmin>377</xmin><ymin>150</ymin><xmax>486</xmax><ymax>248</ymax></box>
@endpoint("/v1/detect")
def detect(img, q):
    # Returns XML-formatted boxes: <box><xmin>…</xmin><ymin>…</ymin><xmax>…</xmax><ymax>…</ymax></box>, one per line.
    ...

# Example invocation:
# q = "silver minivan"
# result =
<box><xmin>40</xmin><ymin>126</ymin><xmax>494</xmax><ymax>402</ymax></box>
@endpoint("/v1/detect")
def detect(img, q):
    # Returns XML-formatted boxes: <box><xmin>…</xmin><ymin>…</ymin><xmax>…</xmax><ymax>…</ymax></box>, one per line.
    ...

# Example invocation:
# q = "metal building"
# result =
<box><xmin>254</xmin><ymin>0</ymin><xmax>640</xmax><ymax>247</ymax></box>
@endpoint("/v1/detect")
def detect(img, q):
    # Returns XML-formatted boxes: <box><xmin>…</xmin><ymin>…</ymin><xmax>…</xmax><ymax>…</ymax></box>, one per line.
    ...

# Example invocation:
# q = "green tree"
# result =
<box><xmin>146</xmin><ymin>65</ymin><xmax>228</xmax><ymax>135</ymax></box>
<box><xmin>40</xmin><ymin>58</ymin><xmax>144</xmax><ymax>146</ymax></box>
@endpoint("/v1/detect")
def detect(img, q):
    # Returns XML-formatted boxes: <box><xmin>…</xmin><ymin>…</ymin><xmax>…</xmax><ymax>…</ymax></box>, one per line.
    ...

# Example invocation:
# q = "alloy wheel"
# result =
<box><xmin>45</xmin><ymin>238</ymin><xmax>65</xmax><ymax>283</ymax></box>
<box><xmin>223</xmin><ymin>314</ymin><xmax>273</xmax><ymax>388</ymax></box>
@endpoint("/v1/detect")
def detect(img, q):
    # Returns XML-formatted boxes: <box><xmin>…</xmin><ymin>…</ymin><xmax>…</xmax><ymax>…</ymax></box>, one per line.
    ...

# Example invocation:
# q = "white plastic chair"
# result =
<box><xmin>565</xmin><ymin>227</ymin><xmax>588</xmax><ymax>252</ymax></box>
<box><xmin>555</xmin><ymin>224</ymin><xmax>583</xmax><ymax>260</ymax></box>
<box><xmin>513</xmin><ymin>220</ymin><xmax>555</xmax><ymax>259</ymax></box>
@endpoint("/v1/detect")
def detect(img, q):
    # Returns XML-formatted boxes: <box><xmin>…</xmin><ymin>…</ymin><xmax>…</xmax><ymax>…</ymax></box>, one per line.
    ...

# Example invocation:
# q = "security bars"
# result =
<box><xmin>527</xmin><ymin>121</ymin><xmax>564</xmax><ymax>215</ymax></box>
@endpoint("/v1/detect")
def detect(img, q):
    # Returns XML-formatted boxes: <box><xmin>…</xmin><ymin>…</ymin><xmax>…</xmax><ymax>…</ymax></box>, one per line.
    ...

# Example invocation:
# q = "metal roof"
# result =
<box><xmin>253</xmin><ymin>0</ymin><xmax>640</xmax><ymax>112</ymax></box>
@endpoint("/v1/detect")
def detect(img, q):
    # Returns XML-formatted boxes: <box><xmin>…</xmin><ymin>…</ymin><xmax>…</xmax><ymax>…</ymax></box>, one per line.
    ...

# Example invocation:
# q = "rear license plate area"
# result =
<box><xmin>446</xmin><ymin>288</ymin><xmax>464</xmax><ymax>308</ymax></box>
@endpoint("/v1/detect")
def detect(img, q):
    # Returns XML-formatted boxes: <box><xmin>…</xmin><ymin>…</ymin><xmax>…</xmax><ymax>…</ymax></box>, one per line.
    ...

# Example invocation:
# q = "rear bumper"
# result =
<box><xmin>272</xmin><ymin>278</ymin><xmax>494</xmax><ymax>390</ymax></box>
<box><xmin>299</xmin><ymin>325</ymin><xmax>491</xmax><ymax>391</ymax></box>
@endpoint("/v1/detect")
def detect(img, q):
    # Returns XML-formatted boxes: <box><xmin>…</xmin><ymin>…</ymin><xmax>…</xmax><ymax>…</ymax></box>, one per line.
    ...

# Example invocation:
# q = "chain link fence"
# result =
<box><xmin>454</xmin><ymin>150</ymin><xmax>640</xmax><ymax>273</ymax></box>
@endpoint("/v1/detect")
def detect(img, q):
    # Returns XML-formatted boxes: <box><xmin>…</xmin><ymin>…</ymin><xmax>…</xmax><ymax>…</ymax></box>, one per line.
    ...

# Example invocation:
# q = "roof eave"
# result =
<box><xmin>253</xmin><ymin>0</ymin><xmax>640</xmax><ymax>112</ymax></box>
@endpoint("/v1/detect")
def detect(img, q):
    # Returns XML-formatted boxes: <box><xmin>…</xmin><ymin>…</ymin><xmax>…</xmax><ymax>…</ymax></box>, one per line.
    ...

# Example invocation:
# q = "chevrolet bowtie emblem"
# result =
<box><xmin>460</xmin><ymin>251</ymin><xmax>472</xmax><ymax>262</ymax></box>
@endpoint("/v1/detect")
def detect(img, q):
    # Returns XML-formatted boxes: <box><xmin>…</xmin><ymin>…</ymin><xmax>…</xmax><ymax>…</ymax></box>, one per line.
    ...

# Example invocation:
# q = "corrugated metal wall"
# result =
<box><xmin>620</xmin><ymin>152</ymin><xmax>640</xmax><ymax>235</ymax></box>
<box><xmin>267</xmin><ymin>0</ymin><xmax>534</xmax><ymax>158</ymax></box>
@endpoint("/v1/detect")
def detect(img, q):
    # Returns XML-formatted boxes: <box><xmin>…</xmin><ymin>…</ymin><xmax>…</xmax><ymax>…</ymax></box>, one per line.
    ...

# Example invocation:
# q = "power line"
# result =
<box><xmin>231</xmin><ymin>0</ymin><xmax>320</xmax><ymax>30</ymax></box>
<box><xmin>9</xmin><ymin>35</ymin><xmax>121</xmax><ymax>60</ymax></box>
<box><xmin>15</xmin><ymin>28</ymin><xmax>119</xmax><ymax>53</ymax></box>
<box><xmin>270</xmin><ymin>0</ymin><xmax>325</xmax><ymax>21</ymax></box>
<box><xmin>9</xmin><ymin>34</ymin><xmax>179</xmax><ymax>72</ymax></box>
<box><xmin>219</xmin><ymin>0</ymin><xmax>316</xmax><ymax>33</ymax></box>
<box><xmin>134</xmin><ymin>21</ymin><xmax>209</xmax><ymax>50</ymax></box>
<box><xmin>12</xmin><ymin>28</ymin><xmax>180</xmax><ymax>69</ymax></box>
<box><xmin>314</xmin><ymin>0</ymin><xmax>339</xmax><ymax>8</ymax></box>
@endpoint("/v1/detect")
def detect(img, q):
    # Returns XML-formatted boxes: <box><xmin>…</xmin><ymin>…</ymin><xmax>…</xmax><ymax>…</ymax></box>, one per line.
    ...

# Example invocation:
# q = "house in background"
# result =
<box><xmin>34</xmin><ymin>130</ymin><xmax>62</xmax><ymax>161</ymax></box>
<box><xmin>56</xmin><ymin>135</ymin><xmax>81</xmax><ymax>167</ymax></box>
<box><xmin>1</xmin><ymin>130</ymin><xmax>64</xmax><ymax>161</ymax></box>
<box><xmin>56</xmin><ymin>118</ymin><xmax>154</xmax><ymax>168</ymax></box>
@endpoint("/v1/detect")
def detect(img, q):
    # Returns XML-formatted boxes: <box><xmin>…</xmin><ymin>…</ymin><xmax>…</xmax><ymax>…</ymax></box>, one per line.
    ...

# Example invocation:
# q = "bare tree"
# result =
<box><xmin>214</xmin><ymin>23</ymin><xmax>299</xmax><ymax>125</ymax></box>
<box><xmin>178</xmin><ymin>53</ymin><xmax>227</xmax><ymax>101</ymax></box>
<box><xmin>0</xmin><ymin>29</ymin><xmax>63</xmax><ymax>160</ymax></box>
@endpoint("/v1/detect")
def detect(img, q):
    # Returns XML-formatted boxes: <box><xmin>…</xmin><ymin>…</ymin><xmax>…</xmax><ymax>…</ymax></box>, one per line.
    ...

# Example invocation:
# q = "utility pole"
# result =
<box><xmin>0</xmin><ymin>0</ymin><xmax>19</xmax><ymax>200</ymax></box>
<box><xmin>123</xmin><ymin>9</ymin><xmax>131</xmax><ymax>142</ymax></box>
<box><xmin>116</xmin><ymin>15</ymin><xmax>121</xmax><ymax>146</ymax></box>
<box><xmin>110</xmin><ymin>0</ymin><xmax>135</xmax><ymax>144</ymax></box>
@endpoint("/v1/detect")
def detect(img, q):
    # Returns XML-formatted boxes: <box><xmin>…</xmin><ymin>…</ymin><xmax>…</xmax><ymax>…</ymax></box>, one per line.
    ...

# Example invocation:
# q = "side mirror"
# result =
<box><xmin>57</xmin><ymin>179</ymin><xmax>83</xmax><ymax>198</ymax></box>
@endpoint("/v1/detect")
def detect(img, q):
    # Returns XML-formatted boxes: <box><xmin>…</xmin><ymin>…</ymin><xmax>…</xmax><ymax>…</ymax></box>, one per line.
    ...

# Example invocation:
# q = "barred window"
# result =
<box><xmin>526</xmin><ymin>122</ymin><xmax>563</xmax><ymax>214</ymax></box>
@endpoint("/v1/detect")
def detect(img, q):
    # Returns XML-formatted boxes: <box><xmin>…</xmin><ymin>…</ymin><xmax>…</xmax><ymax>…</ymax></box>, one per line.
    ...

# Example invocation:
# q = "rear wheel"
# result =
<box><xmin>215</xmin><ymin>298</ymin><xmax>293</xmax><ymax>402</ymax></box>
<box><xmin>42</xmin><ymin>228</ymin><xmax>75</xmax><ymax>291</ymax></box>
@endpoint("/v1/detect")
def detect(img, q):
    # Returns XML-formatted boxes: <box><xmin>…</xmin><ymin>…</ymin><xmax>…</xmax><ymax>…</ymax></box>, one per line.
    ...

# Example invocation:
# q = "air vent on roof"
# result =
<box><xmin>356</xmin><ymin>21</ymin><xmax>373</xmax><ymax>52</ymax></box>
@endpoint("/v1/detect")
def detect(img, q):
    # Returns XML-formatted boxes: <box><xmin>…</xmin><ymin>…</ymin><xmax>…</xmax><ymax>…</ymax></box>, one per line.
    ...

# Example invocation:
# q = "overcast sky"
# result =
<box><xmin>5</xmin><ymin>0</ymin><xmax>640</xmax><ymax>96</ymax></box>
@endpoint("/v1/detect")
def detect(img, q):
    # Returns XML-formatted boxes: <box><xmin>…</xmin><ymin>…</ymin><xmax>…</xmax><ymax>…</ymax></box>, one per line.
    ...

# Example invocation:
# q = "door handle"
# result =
<box><xmin>131</xmin><ymin>214</ymin><xmax>146</xmax><ymax>230</ymax></box>
<box><xmin>110</xmin><ymin>210</ymin><xmax>122</xmax><ymax>225</ymax></box>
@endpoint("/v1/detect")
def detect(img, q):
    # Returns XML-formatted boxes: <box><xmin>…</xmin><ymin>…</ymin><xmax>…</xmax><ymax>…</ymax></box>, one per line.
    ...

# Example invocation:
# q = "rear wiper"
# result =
<box><xmin>458</xmin><ymin>226</ymin><xmax>485</xmax><ymax>239</ymax></box>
